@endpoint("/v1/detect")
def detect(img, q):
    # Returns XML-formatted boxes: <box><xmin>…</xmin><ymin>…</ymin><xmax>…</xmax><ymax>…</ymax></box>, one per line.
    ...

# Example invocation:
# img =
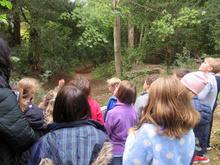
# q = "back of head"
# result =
<box><xmin>173</xmin><ymin>68</ymin><xmax>190</xmax><ymax>79</ymax></box>
<box><xmin>140</xmin><ymin>76</ymin><xmax>199</xmax><ymax>138</ymax></box>
<box><xmin>17</xmin><ymin>77</ymin><xmax>40</xmax><ymax>99</ymax></box>
<box><xmin>0</xmin><ymin>38</ymin><xmax>11</xmax><ymax>84</ymax></box>
<box><xmin>53</xmin><ymin>85</ymin><xmax>91</xmax><ymax>123</ymax></box>
<box><xmin>145</xmin><ymin>74</ymin><xmax>159</xmax><ymax>85</ymax></box>
<box><xmin>17</xmin><ymin>77</ymin><xmax>40</xmax><ymax>112</ymax></box>
<box><xmin>68</xmin><ymin>75</ymin><xmax>91</xmax><ymax>97</ymax></box>
<box><xmin>115</xmin><ymin>80</ymin><xmax>136</xmax><ymax>105</ymax></box>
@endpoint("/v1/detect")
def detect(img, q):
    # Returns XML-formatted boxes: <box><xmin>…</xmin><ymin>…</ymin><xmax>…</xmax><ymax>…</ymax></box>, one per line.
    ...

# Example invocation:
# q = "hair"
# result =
<box><xmin>115</xmin><ymin>80</ymin><xmax>136</xmax><ymax>105</ymax></box>
<box><xmin>68</xmin><ymin>75</ymin><xmax>91</xmax><ymax>97</ymax></box>
<box><xmin>145</xmin><ymin>74</ymin><xmax>159</xmax><ymax>85</ymax></box>
<box><xmin>0</xmin><ymin>38</ymin><xmax>11</xmax><ymax>84</ymax></box>
<box><xmin>53</xmin><ymin>85</ymin><xmax>91</xmax><ymax>123</ymax></box>
<box><xmin>173</xmin><ymin>68</ymin><xmax>190</xmax><ymax>79</ymax></box>
<box><xmin>107</xmin><ymin>77</ymin><xmax>121</xmax><ymax>87</ymax></box>
<box><xmin>39</xmin><ymin>90</ymin><xmax>57</xmax><ymax>124</ymax></box>
<box><xmin>17</xmin><ymin>77</ymin><xmax>40</xmax><ymax>112</ymax></box>
<box><xmin>137</xmin><ymin>76</ymin><xmax>200</xmax><ymax>138</ymax></box>
<box><xmin>205</xmin><ymin>57</ymin><xmax>220</xmax><ymax>73</ymax></box>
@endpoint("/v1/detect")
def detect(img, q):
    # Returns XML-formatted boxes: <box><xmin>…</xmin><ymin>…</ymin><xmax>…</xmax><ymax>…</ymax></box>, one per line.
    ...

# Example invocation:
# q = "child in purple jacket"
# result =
<box><xmin>105</xmin><ymin>80</ymin><xmax>137</xmax><ymax>165</ymax></box>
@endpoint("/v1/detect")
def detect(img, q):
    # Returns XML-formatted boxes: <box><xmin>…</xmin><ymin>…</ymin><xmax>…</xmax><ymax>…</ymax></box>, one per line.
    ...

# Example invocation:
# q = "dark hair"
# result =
<box><xmin>68</xmin><ymin>75</ymin><xmax>91</xmax><ymax>97</ymax></box>
<box><xmin>0</xmin><ymin>38</ymin><xmax>11</xmax><ymax>83</ymax></box>
<box><xmin>173</xmin><ymin>68</ymin><xmax>190</xmax><ymax>79</ymax></box>
<box><xmin>145</xmin><ymin>74</ymin><xmax>158</xmax><ymax>85</ymax></box>
<box><xmin>53</xmin><ymin>85</ymin><xmax>91</xmax><ymax>123</ymax></box>
<box><xmin>115</xmin><ymin>80</ymin><xmax>136</xmax><ymax>105</ymax></box>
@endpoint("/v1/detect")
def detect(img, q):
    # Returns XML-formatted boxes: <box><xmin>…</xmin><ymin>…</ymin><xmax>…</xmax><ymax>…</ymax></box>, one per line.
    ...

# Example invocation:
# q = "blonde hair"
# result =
<box><xmin>39</xmin><ymin>90</ymin><xmax>57</xmax><ymax>124</ymax></box>
<box><xmin>107</xmin><ymin>77</ymin><xmax>121</xmax><ymax>87</ymax></box>
<box><xmin>137</xmin><ymin>76</ymin><xmax>200</xmax><ymax>138</ymax></box>
<box><xmin>17</xmin><ymin>77</ymin><xmax>40</xmax><ymax>112</ymax></box>
<box><xmin>205</xmin><ymin>57</ymin><xmax>220</xmax><ymax>73</ymax></box>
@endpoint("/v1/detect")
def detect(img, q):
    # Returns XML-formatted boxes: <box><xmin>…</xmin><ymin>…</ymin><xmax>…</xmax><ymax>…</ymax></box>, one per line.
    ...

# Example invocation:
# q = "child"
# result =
<box><xmin>104</xmin><ymin>77</ymin><xmax>121</xmax><ymax>120</ymax></box>
<box><xmin>123</xmin><ymin>76</ymin><xmax>200</xmax><ymax>165</ymax></box>
<box><xmin>39</xmin><ymin>79</ymin><xmax>65</xmax><ymax>124</ymax></box>
<box><xmin>199</xmin><ymin>57</ymin><xmax>220</xmax><ymax>150</ymax></box>
<box><xmin>17</xmin><ymin>77</ymin><xmax>46</xmax><ymax>132</ymax></box>
<box><xmin>68</xmin><ymin>76</ymin><xmax>104</xmax><ymax>125</ymax></box>
<box><xmin>105</xmin><ymin>80</ymin><xmax>137</xmax><ymax>165</ymax></box>
<box><xmin>16</xmin><ymin>77</ymin><xmax>46</xmax><ymax>164</ymax></box>
<box><xmin>29</xmin><ymin>85</ymin><xmax>108</xmax><ymax>165</ymax></box>
<box><xmin>181</xmin><ymin>72</ymin><xmax>212</xmax><ymax>163</ymax></box>
<box><xmin>173</xmin><ymin>68</ymin><xmax>190</xmax><ymax>79</ymax></box>
<box><xmin>134</xmin><ymin>74</ymin><xmax>158</xmax><ymax>119</ymax></box>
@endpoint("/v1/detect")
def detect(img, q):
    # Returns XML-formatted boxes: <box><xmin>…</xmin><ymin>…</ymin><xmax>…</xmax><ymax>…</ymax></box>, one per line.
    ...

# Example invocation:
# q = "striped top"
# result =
<box><xmin>30</xmin><ymin>121</ymin><xmax>107</xmax><ymax>165</ymax></box>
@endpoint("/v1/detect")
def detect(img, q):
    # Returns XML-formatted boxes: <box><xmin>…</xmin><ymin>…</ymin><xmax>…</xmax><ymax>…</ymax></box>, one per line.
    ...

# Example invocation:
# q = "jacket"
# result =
<box><xmin>0</xmin><ymin>76</ymin><xmax>36</xmax><ymax>165</ymax></box>
<box><xmin>29</xmin><ymin>120</ymin><xmax>107</xmax><ymax>165</ymax></box>
<box><xmin>104</xmin><ymin>96</ymin><xmax>117</xmax><ymax>121</ymax></box>
<box><xmin>88</xmin><ymin>97</ymin><xmax>104</xmax><ymax>125</ymax></box>
<box><xmin>192</xmin><ymin>96</ymin><xmax>212</xmax><ymax>126</ymax></box>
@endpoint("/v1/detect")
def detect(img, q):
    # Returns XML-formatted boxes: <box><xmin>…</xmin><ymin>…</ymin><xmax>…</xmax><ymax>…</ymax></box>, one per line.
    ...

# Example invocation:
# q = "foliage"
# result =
<box><xmin>0</xmin><ymin>0</ymin><xmax>12</xmax><ymax>25</ymax></box>
<box><xmin>173</xmin><ymin>47</ymin><xmax>197</xmax><ymax>69</ymax></box>
<box><xmin>92</xmin><ymin>61</ymin><xmax>115</xmax><ymax>79</ymax></box>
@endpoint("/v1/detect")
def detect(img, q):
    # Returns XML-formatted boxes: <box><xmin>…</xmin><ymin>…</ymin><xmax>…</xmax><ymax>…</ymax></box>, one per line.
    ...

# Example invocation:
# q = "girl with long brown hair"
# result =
<box><xmin>123</xmin><ymin>76</ymin><xmax>200</xmax><ymax>165</ymax></box>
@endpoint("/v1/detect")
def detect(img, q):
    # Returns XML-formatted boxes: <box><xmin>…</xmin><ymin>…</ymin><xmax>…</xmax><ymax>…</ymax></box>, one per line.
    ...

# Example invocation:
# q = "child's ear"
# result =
<box><xmin>208</xmin><ymin>66</ymin><xmax>213</xmax><ymax>72</ymax></box>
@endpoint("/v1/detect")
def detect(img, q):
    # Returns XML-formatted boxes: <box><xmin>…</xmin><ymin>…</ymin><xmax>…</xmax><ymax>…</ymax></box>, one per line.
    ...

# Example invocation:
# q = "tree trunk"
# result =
<box><xmin>113</xmin><ymin>0</ymin><xmax>122</xmax><ymax>77</ymax></box>
<box><xmin>128</xmin><ymin>22</ymin><xmax>134</xmax><ymax>48</ymax></box>
<box><xmin>114</xmin><ymin>16</ymin><xmax>122</xmax><ymax>77</ymax></box>
<box><xmin>11</xmin><ymin>0</ymin><xmax>21</xmax><ymax>45</ymax></box>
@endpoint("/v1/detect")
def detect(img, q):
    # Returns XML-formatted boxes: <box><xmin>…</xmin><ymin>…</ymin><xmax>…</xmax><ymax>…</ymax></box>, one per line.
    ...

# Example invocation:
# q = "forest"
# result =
<box><xmin>0</xmin><ymin>0</ymin><xmax>220</xmax><ymax>80</ymax></box>
<box><xmin>1</xmin><ymin>0</ymin><xmax>220</xmax><ymax>163</ymax></box>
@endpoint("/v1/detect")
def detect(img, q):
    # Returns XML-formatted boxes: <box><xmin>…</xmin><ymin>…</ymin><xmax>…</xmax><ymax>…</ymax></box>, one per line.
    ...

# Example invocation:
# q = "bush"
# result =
<box><xmin>92</xmin><ymin>61</ymin><xmax>115</xmax><ymax>79</ymax></box>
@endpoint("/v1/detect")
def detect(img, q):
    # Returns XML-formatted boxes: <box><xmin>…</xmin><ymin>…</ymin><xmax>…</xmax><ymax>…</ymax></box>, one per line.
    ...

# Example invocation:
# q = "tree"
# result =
<box><xmin>113</xmin><ymin>0</ymin><xmax>122</xmax><ymax>77</ymax></box>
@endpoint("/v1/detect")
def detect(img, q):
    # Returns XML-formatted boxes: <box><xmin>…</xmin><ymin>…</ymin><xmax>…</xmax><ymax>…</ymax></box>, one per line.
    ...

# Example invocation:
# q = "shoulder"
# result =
<box><xmin>88</xmin><ymin>98</ymin><xmax>100</xmax><ymax>107</ymax></box>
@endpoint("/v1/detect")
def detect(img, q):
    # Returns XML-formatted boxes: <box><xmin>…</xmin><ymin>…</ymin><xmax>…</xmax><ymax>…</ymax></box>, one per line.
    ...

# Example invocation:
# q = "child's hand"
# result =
<box><xmin>58</xmin><ymin>79</ymin><xmax>65</xmax><ymax>88</ymax></box>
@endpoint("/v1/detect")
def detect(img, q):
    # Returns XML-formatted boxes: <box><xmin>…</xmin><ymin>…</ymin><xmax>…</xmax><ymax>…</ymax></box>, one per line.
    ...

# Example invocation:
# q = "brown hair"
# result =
<box><xmin>115</xmin><ymin>80</ymin><xmax>136</xmax><ymax>105</ymax></box>
<box><xmin>145</xmin><ymin>74</ymin><xmax>159</xmax><ymax>85</ymax></box>
<box><xmin>138</xmin><ymin>76</ymin><xmax>200</xmax><ymax>138</ymax></box>
<box><xmin>68</xmin><ymin>75</ymin><xmax>91</xmax><ymax>97</ymax></box>
<box><xmin>17</xmin><ymin>77</ymin><xmax>40</xmax><ymax>112</ymax></box>
<box><xmin>173</xmin><ymin>68</ymin><xmax>190</xmax><ymax>79</ymax></box>
<box><xmin>205</xmin><ymin>57</ymin><xmax>220</xmax><ymax>73</ymax></box>
<box><xmin>53</xmin><ymin>85</ymin><xmax>91</xmax><ymax>123</ymax></box>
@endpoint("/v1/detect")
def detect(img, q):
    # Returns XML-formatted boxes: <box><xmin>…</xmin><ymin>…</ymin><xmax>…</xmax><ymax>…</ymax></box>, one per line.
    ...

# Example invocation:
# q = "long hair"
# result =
<box><xmin>17</xmin><ymin>77</ymin><xmax>40</xmax><ymax>112</ymax></box>
<box><xmin>0</xmin><ymin>38</ymin><xmax>11</xmax><ymax>84</ymax></box>
<box><xmin>53</xmin><ymin>85</ymin><xmax>91</xmax><ymax>123</ymax></box>
<box><xmin>137</xmin><ymin>76</ymin><xmax>200</xmax><ymax>138</ymax></box>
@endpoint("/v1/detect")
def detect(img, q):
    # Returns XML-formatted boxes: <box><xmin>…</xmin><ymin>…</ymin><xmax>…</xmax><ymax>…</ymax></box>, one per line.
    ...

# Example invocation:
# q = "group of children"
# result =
<box><xmin>11</xmin><ymin>57</ymin><xmax>220</xmax><ymax>165</ymax></box>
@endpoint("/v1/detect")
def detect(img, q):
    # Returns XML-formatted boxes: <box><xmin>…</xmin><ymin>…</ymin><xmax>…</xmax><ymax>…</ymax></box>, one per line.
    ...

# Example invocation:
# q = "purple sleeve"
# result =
<box><xmin>104</xmin><ymin>112</ymin><xmax>115</xmax><ymax>137</ymax></box>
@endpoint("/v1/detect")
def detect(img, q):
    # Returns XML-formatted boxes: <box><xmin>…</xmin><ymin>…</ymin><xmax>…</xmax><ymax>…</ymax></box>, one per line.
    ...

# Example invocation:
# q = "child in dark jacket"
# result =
<box><xmin>16</xmin><ymin>78</ymin><xmax>47</xmax><ymax>164</ymax></box>
<box><xmin>29</xmin><ymin>85</ymin><xmax>108</xmax><ymax>165</ymax></box>
<box><xmin>17</xmin><ymin>77</ymin><xmax>46</xmax><ymax>133</ymax></box>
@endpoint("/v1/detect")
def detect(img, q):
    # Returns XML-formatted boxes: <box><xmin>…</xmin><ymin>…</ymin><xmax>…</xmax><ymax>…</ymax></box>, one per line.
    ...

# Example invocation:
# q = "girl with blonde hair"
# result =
<box><xmin>123</xmin><ymin>76</ymin><xmax>200</xmax><ymax>165</ymax></box>
<box><xmin>16</xmin><ymin>77</ymin><xmax>46</xmax><ymax>133</ymax></box>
